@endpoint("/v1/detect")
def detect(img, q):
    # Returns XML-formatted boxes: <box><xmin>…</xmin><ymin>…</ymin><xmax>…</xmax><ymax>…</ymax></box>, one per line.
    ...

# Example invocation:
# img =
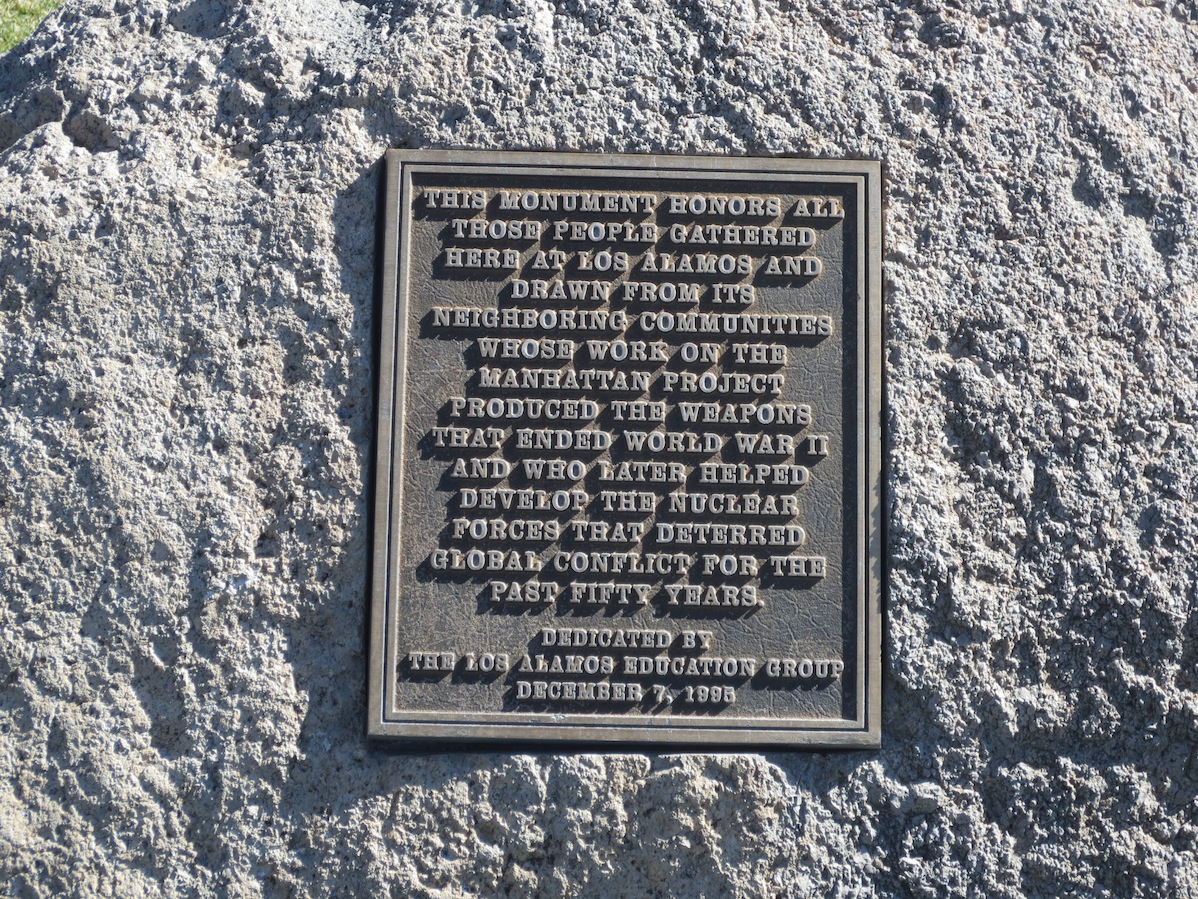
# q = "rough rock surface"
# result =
<box><xmin>3</xmin><ymin>0</ymin><xmax>1198</xmax><ymax>895</ymax></box>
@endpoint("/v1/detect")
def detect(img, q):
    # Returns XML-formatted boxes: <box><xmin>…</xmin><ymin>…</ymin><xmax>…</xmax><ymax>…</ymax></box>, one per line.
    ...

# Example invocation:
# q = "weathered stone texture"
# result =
<box><xmin>2</xmin><ymin>0</ymin><xmax>1198</xmax><ymax>895</ymax></box>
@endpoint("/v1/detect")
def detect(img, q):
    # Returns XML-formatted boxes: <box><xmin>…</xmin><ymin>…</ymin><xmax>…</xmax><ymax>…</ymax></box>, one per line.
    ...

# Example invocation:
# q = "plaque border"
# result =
<box><xmin>369</xmin><ymin>150</ymin><xmax>883</xmax><ymax>748</ymax></box>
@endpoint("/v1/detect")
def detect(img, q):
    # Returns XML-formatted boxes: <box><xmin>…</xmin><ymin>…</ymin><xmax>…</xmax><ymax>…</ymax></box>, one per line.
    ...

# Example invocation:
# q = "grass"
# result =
<box><xmin>0</xmin><ymin>0</ymin><xmax>64</xmax><ymax>53</ymax></box>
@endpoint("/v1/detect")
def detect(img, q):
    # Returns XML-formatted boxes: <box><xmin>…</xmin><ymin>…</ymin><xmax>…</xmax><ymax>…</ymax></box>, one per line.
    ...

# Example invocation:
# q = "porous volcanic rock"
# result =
<box><xmin>3</xmin><ymin>1</ymin><xmax>1198</xmax><ymax>896</ymax></box>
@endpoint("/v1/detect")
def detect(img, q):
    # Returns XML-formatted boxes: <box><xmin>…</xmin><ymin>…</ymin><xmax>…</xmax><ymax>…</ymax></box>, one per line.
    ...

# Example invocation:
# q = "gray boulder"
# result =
<box><xmin>2</xmin><ymin>0</ymin><xmax>1198</xmax><ymax>895</ymax></box>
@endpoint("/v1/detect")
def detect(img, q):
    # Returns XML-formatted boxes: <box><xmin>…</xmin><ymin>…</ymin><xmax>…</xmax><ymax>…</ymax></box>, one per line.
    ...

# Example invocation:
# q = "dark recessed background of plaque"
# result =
<box><xmin>370</xmin><ymin>151</ymin><xmax>882</xmax><ymax>746</ymax></box>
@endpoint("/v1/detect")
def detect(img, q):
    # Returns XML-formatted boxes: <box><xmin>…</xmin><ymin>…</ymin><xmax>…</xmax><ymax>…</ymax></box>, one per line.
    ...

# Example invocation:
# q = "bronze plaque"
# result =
<box><xmin>369</xmin><ymin>150</ymin><xmax>882</xmax><ymax>746</ymax></box>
